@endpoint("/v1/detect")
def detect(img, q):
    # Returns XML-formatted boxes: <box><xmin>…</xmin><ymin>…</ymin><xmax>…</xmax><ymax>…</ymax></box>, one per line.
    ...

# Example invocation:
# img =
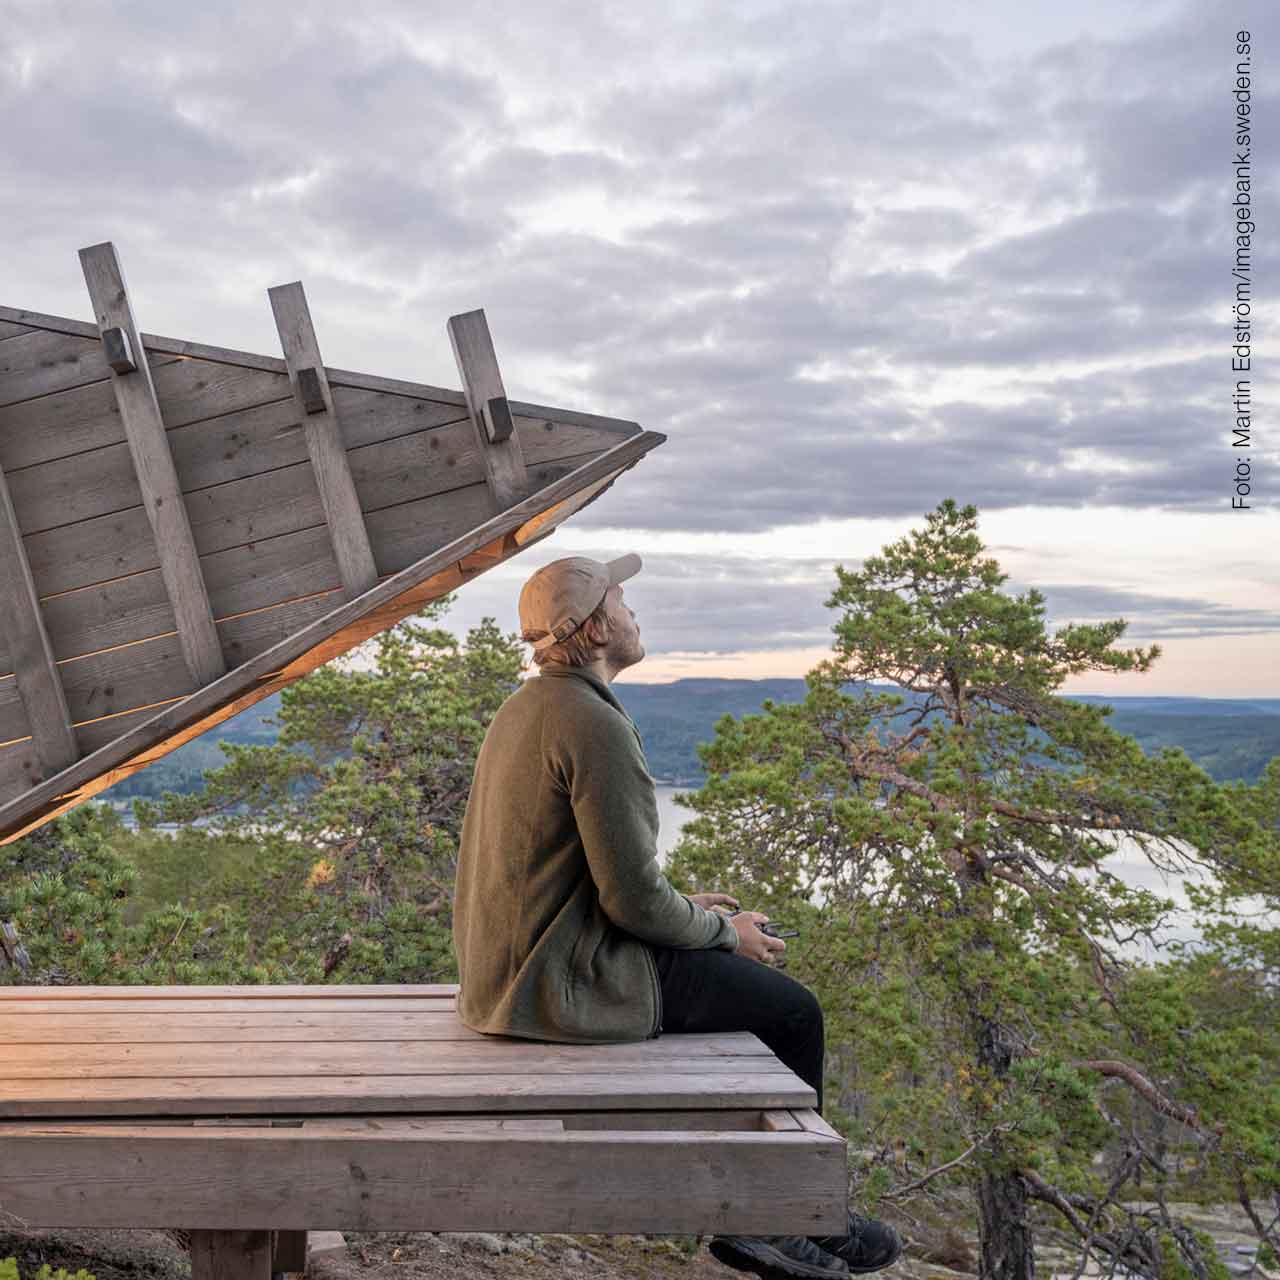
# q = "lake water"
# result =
<box><xmin>654</xmin><ymin>783</ymin><xmax>696</xmax><ymax>862</ymax></box>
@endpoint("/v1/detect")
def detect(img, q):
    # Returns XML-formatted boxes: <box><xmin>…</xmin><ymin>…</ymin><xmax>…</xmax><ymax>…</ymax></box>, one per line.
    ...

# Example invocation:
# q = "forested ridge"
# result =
<box><xmin>96</xmin><ymin>684</ymin><xmax>1280</xmax><ymax>804</ymax></box>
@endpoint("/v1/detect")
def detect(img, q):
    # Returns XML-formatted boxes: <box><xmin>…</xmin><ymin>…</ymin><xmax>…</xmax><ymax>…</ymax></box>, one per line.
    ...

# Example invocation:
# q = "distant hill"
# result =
<box><xmin>100</xmin><ymin>680</ymin><xmax>1280</xmax><ymax>806</ymax></box>
<box><xmin>608</xmin><ymin>680</ymin><xmax>1280</xmax><ymax>786</ymax></box>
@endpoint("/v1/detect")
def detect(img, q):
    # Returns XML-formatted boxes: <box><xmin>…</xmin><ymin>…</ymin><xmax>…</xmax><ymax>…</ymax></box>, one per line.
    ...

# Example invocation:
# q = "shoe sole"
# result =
<box><xmin>845</xmin><ymin>1233</ymin><xmax>904</xmax><ymax>1274</ymax></box>
<box><xmin>709</xmin><ymin>1237</ymin><xmax>848</xmax><ymax>1280</ymax></box>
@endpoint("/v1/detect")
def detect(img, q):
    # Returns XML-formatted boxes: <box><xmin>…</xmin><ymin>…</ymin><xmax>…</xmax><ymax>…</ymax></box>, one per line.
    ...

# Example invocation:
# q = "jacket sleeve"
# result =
<box><xmin>555</xmin><ymin>704</ymin><xmax>739</xmax><ymax>952</ymax></box>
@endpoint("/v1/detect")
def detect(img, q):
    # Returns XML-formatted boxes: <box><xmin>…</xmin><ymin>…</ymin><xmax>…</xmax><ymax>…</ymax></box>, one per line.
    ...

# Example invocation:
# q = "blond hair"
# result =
<box><xmin>525</xmin><ymin>594</ymin><xmax>614</xmax><ymax>668</ymax></box>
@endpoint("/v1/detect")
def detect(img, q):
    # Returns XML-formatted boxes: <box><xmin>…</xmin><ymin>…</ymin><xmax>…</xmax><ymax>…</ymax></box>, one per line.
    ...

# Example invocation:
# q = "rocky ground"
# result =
<box><xmin>0</xmin><ymin>1204</ymin><xmax>1273</xmax><ymax>1280</ymax></box>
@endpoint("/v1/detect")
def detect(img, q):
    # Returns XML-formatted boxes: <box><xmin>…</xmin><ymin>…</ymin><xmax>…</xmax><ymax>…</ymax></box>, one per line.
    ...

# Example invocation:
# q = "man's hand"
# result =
<box><xmin>687</xmin><ymin>891</ymin><xmax>739</xmax><ymax>913</ymax></box>
<box><xmin>730</xmin><ymin>911</ymin><xmax>787</xmax><ymax>965</ymax></box>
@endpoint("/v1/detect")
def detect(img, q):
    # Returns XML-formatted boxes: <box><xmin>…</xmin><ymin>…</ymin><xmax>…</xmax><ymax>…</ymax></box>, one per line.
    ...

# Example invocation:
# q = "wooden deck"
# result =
<box><xmin>0</xmin><ymin>983</ymin><xmax>847</xmax><ymax>1258</ymax></box>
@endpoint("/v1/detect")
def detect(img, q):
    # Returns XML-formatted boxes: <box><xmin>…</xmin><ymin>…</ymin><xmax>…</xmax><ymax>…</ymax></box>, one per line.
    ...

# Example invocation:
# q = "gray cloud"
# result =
<box><xmin>3</xmin><ymin>0</ymin><xmax>1276</xmax><ymax>544</ymax></box>
<box><xmin>420</xmin><ymin>546</ymin><xmax>1279</xmax><ymax>661</ymax></box>
<box><xmin>1034</xmin><ymin>583</ymin><xmax>1280</xmax><ymax>640</ymax></box>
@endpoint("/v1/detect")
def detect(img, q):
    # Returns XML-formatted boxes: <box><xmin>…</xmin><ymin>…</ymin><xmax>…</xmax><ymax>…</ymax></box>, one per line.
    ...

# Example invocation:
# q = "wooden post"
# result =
<box><xmin>78</xmin><ymin>242</ymin><xmax>226</xmax><ymax>687</ymax></box>
<box><xmin>268</xmin><ymin>282</ymin><xmax>378</xmax><ymax>602</ymax></box>
<box><xmin>189</xmin><ymin>1229</ymin><xmax>273</xmax><ymax>1279</ymax></box>
<box><xmin>447</xmin><ymin>309</ymin><xmax>529</xmax><ymax>509</ymax></box>
<box><xmin>271</xmin><ymin>1229</ymin><xmax>308</xmax><ymax>1272</ymax></box>
<box><xmin>0</xmin><ymin>461</ymin><xmax>78</xmax><ymax>776</ymax></box>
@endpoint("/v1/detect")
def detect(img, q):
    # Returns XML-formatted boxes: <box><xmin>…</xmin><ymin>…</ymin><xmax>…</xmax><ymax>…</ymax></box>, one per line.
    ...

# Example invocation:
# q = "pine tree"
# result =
<box><xmin>668</xmin><ymin>500</ymin><xmax>1279</xmax><ymax>1280</ymax></box>
<box><xmin>132</xmin><ymin>595</ymin><xmax>524</xmax><ymax>983</ymax></box>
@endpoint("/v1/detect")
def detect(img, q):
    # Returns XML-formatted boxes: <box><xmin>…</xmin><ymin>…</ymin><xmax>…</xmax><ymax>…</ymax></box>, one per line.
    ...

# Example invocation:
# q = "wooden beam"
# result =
<box><xmin>0</xmin><ymin>1120</ymin><xmax>847</xmax><ymax>1234</ymax></box>
<box><xmin>447</xmin><ymin>308</ymin><xmax>529</xmax><ymax>508</ymax></box>
<box><xmin>78</xmin><ymin>242</ymin><xmax>226</xmax><ymax>687</ymax></box>
<box><xmin>0</xmin><ymin>460</ymin><xmax>78</xmax><ymax>777</ymax></box>
<box><xmin>267</xmin><ymin>282</ymin><xmax>377</xmax><ymax>601</ymax></box>
<box><xmin>0</xmin><ymin>1069</ymin><xmax>812</xmax><ymax>1118</ymax></box>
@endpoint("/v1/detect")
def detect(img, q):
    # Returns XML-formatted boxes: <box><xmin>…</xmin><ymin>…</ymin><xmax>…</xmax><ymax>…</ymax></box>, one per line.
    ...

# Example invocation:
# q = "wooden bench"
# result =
<box><xmin>0</xmin><ymin>983</ymin><xmax>847</xmax><ymax>1277</ymax></box>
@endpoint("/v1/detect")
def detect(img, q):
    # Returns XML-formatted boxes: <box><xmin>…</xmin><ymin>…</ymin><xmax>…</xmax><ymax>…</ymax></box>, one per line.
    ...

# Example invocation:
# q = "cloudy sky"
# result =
<box><xmin>4</xmin><ymin>0</ymin><xmax>1276</xmax><ymax>696</ymax></box>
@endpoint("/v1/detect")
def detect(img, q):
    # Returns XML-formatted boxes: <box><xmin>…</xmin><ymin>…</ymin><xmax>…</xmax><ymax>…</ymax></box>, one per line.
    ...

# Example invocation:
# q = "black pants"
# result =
<box><xmin>650</xmin><ymin>945</ymin><xmax>825</xmax><ymax>1115</ymax></box>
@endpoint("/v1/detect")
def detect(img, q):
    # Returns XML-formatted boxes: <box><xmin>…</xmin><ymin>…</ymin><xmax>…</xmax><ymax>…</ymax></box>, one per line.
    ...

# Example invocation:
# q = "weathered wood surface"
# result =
<box><xmin>0</xmin><ymin>1115</ymin><xmax>846</xmax><ymax>1234</ymax></box>
<box><xmin>4</xmin><ymin>1012</ymin><xmax>486</xmax><ymax>1041</ymax></box>
<box><xmin>0</xmin><ymin>1037</ymin><xmax>778</xmax><ymax>1079</ymax></box>
<box><xmin>0</xmin><ymin>462</ymin><xmax>77</xmax><ymax>778</ymax></box>
<box><xmin>0</xmin><ymin>984</ymin><xmax>775</xmax><ymax>1075</ymax></box>
<box><xmin>0</xmin><ymin>983</ymin><xmax>844</xmax><ymax>1235</ymax></box>
<box><xmin>5</xmin><ymin>405</ymin><xmax>606</xmax><ymax>609</ymax></box>
<box><xmin>447</xmin><ymin>309</ymin><xmax>528</xmax><ymax>508</ymax></box>
<box><xmin>0</xmin><ymin>302</ymin><xmax>641</xmax><ymax>440</ymax></box>
<box><xmin>0</xmin><ymin>981</ymin><xmax>457</xmax><ymax>999</ymax></box>
<box><xmin>0</xmin><ymin>449</ymin><xmax>609</xmax><ymax>770</ymax></box>
<box><xmin>0</xmin><ymin>435</ymin><xmax>659</xmax><ymax>840</ymax></box>
<box><xmin>79</xmin><ymin>242</ymin><xmax>225</xmax><ymax>688</ymax></box>
<box><xmin>0</xmin><ymin>329</ymin><xmax>122</xmax><ymax>406</ymax></box>
<box><xmin>269</xmin><ymin>282</ymin><xmax>377</xmax><ymax>600</ymax></box>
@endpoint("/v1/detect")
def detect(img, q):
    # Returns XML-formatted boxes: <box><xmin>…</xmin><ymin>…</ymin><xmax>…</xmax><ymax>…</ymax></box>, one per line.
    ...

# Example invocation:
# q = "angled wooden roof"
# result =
<box><xmin>0</xmin><ymin>243</ymin><xmax>663</xmax><ymax>844</ymax></box>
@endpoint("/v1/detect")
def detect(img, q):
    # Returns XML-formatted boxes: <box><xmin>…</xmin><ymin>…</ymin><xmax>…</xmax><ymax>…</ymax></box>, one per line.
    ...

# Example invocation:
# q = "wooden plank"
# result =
<box><xmin>0</xmin><ymin>630</ymin><xmax>196</xmax><ymax>733</ymax></box>
<box><xmin>190</xmin><ymin>1230</ymin><xmax>272</xmax><ymax>1280</ymax></box>
<box><xmin>0</xmin><ymin>300</ymin><xmax>645</xmax><ymax>440</ymax></box>
<box><xmin>790</xmin><ymin>1108</ymin><xmax>845</xmax><ymax>1141</ymax></box>
<box><xmin>269</xmin><ymin>282</ymin><xmax>377</xmax><ymax>600</ymax></box>
<box><xmin>0</xmin><ymin>330</ymin><xmax>111</xmax><ymax>407</ymax></box>
<box><xmin>0</xmin><ymin>455</ymin><xmax>588</xmax><ymax>773</ymax></box>
<box><xmin>0</xmin><ymin>997</ymin><xmax>465</xmax><ymax>1015</ymax></box>
<box><xmin>0</xmin><ymin>733</ymin><xmax>39</xmax><ymax>797</ymax></box>
<box><xmin>0</xmin><ymin>437</ymin><xmax>658</xmax><ymax>841</ymax></box>
<box><xmin>79</xmin><ymin>242</ymin><xmax>225</xmax><ymax>688</ymax></box>
<box><xmin>2</xmin><ymin>1118</ymin><xmax>566</xmax><ymax>1134</ymax></box>
<box><xmin>0</xmin><ymin>320</ymin><xmax>35</xmax><ymax>341</ymax></box>
<box><xmin>7</xmin><ymin>411</ymin><xmax>608</xmax><ymax>613</ymax></box>
<box><xmin>762</xmin><ymin>1109</ymin><xmax>805</xmax><ymax>1131</ymax></box>
<box><xmin>0</xmin><ymin>1111</ymin><xmax>767</xmax><ymax>1133</ymax></box>
<box><xmin>0</xmin><ymin>461</ymin><xmax>77</xmax><ymax>777</ymax></box>
<box><xmin>0</xmin><ymin>1037</ymin><xmax>776</xmax><ymax>1080</ymax></box>
<box><xmin>0</xmin><ymin>981</ymin><xmax>458</xmax><ymax>999</ymax></box>
<box><xmin>447</xmin><ymin>309</ymin><xmax>528</xmax><ymax>508</ymax></box>
<box><xmin>0</xmin><ymin>1012</ymin><xmax>488</xmax><ymax>1042</ymax></box>
<box><xmin>0</xmin><ymin>1123</ymin><xmax>846</xmax><ymax>1233</ymax></box>
<box><xmin>0</xmin><ymin>305</ymin><xmax>99</xmax><ymax>340</ymax></box>
<box><xmin>0</xmin><ymin>1070</ymin><xmax>814</xmax><ymax>1118</ymax></box>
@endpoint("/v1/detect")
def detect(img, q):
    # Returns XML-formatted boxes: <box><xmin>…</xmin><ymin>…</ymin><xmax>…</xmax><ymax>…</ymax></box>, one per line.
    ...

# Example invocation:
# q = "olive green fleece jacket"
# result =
<box><xmin>452</xmin><ymin>665</ymin><xmax>740</xmax><ymax>1044</ymax></box>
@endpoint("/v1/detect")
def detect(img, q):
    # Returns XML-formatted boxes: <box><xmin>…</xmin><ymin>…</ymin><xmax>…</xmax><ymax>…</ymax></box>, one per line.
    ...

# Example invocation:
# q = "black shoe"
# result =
<box><xmin>809</xmin><ymin>1212</ymin><xmax>902</xmax><ymax>1274</ymax></box>
<box><xmin>709</xmin><ymin>1233</ymin><xmax>849</xmax><ymax>1279</ymax></box>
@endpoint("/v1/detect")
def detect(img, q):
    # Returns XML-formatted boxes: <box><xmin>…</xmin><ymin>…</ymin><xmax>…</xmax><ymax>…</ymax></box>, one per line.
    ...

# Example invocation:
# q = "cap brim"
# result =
<box><xmin>606</xmin><ymin>553</ymin><xmax>642</xmax><ymax>584</ymax></box>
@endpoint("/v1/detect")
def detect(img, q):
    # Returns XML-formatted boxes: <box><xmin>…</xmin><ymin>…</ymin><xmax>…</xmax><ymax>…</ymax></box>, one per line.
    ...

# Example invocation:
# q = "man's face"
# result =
<box><xmin>604</xmin><ymin>584</ymin><xmax>644</xmax><ymax>669</ymax></box>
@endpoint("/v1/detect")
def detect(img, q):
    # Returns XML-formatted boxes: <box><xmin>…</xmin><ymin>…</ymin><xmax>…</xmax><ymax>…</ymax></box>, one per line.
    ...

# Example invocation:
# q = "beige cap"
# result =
<box><xmin>519</xmin><ymin>554</ymin><xmax>642</xmax><ymax>652</ymax></box>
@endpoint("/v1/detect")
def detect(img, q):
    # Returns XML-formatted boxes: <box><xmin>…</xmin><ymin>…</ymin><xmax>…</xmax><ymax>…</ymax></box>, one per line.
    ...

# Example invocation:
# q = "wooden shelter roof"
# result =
<box><xmin>0</xmin><ymin>244</ymin><xmax>663</xmax><ymax>844</ymax></box>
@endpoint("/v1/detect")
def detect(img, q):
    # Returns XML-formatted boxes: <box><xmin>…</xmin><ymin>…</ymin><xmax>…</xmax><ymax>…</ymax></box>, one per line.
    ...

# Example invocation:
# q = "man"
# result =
<box><xmin>453</xmin><ymin>553</ymin><xmax>901</xmax><ymax>1280</ymax></box>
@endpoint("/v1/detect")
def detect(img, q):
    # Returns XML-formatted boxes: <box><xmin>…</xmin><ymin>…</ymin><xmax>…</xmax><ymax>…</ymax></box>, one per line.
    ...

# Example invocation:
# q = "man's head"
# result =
<box><xmin>519</xmin><ymin>554</ymin><xmax>645</xmax><ymax>677</ymax></box>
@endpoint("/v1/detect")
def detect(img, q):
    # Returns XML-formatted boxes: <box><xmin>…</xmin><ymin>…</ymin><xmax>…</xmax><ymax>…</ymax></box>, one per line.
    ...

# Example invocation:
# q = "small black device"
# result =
<box><xmin>731</xmin><ymin>911</ymin><xmax>799</xmax><ymax>939</ymax></box>
<box><xmin>759</xmin><ymin>922</ymin><xmax>799</xmax><ymax>939</ymax></box>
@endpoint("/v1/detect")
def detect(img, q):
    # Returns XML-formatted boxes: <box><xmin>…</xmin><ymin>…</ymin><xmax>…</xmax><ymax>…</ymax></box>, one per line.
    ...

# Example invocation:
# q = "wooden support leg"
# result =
<box><xmin>272</xmin><ymin>1230</ymin><xmax>308</xmax><ymax>1273</ymax></box>
<box><xmin>189</xmin><ymin>1229</ymin><xmax>274</xmax><ymax>1280</ymax></box>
